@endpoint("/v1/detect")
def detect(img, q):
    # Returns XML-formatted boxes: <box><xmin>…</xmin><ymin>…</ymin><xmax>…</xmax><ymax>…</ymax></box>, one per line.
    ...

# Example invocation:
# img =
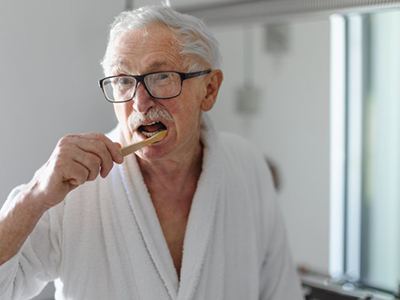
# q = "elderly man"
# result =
<box><xmin>0</xmin><ymin>5</ymin><xmax>303</xmax><ymax>300</ymax></box>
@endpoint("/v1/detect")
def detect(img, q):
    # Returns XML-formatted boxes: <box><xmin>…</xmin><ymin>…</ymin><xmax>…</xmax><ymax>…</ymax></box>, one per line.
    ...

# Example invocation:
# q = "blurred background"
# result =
<box><xmin>1</xmin><ymin>0</ymin><xmax>400</xmax><ymax>299</ymax></box>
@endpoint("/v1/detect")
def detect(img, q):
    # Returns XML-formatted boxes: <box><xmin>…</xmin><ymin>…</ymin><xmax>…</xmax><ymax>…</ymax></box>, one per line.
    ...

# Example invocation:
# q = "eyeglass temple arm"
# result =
<box><xmin>181</xmin><ymin>69</ymin><xmax>212</xmax><ymax>80</ymax></box>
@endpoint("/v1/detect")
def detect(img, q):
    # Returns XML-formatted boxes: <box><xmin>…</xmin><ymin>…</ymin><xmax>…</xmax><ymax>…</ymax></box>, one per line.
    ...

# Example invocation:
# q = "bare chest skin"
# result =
<box><xmin>138</xmin><ymin>142</ymin><xmax>203</xmax><ymax>280</ymax></box>
<box><xmin>147</xmin><ymin>179</ymin><xmax>197</xmax><ymax>280</ymax></box>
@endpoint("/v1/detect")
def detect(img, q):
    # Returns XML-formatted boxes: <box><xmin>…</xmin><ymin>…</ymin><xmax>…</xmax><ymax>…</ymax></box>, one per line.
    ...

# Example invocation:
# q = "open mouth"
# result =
<box><xmin>137</xmin><ymin>121</ymin><xmax>167</xmax><ymax>138</ymax></box>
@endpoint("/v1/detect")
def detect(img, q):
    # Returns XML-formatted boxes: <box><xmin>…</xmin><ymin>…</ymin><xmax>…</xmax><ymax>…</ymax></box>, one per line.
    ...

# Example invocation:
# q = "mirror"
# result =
<box><xmin>1</xmin><ymin>1</ymin><xmax>399</xmax><ymax>299</ymax></box>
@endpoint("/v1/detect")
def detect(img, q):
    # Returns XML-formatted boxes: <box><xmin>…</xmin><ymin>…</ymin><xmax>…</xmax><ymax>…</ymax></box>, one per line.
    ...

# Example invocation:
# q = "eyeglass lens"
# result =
<box><xmin>102</xmin><ymin>72</ymin><xmax>182</xmax><ymax>102</ymax></box>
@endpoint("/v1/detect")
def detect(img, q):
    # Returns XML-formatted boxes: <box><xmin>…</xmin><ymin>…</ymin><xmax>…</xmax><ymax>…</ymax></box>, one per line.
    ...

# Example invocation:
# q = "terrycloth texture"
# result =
<box><xmin>0</xmin><ymin>116</ymin><xmax>303</xmax><ymax>300</ymax></box>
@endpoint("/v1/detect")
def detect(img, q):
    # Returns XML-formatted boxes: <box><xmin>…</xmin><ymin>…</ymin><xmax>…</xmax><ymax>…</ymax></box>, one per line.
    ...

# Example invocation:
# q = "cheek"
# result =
<box><xmin>113</xmin><ymin>103</ymin><xmax>132</xmax><ymax>123</ymax></box>
<box><xmin>172</xmin><ymin>102</ymin><xmax>202</xmax><ymax>135</ymax></box>
<box><xmin>176</xmin><ymin>87</ymin><xmax>203</xmax><ymax>116</ymax></box>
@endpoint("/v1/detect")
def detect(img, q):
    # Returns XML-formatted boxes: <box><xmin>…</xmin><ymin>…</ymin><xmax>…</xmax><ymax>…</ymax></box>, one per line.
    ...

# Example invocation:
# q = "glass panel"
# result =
<box><xmin>359</xmin><ymin>10</ymin><xmax>400</xmax><ymax>292</ymax></box>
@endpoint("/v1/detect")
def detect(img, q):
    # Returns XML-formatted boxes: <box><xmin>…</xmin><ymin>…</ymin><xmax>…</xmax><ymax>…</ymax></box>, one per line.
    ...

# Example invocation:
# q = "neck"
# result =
<box><xmin>137</xmin><ymin>141</ymin><xmax>203</xmax><ymax>195</ymax></box>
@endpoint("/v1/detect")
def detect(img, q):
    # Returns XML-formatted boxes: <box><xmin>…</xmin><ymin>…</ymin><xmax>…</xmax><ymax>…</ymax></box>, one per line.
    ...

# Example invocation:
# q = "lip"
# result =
<box><xmin>134</xmin><ymin>130</ymin><xmax>169</xmax><ymax>148</ymax></box>
<box><xmin>134</xmin><ymin>122</ymin><xmax>170</xmax><ymax>141</ymax></box>
<box><xmin>134</xmin><ymin>119</ymin><xmax>168</xmax><ymax>131</ymax></box>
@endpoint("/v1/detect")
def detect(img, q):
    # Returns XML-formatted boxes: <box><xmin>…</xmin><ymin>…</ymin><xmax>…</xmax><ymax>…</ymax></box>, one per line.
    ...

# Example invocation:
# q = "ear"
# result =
<box><xmin>200</xmin><ymin>69</ymin><xmax>223</xmax><ymax>111</ymax></box>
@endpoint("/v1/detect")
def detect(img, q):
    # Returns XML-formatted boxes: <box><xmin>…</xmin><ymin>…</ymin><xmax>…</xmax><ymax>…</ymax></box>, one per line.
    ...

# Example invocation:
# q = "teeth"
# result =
<box><xmin>142</xmin><ymin>131</ymin><xmax>158</xmax><ymax>138</ymax></box>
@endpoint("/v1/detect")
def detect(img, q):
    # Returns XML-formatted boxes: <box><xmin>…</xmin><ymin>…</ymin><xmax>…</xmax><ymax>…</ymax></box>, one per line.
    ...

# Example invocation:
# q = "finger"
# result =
<box><xmin>87</xmin><ymin>133</ymin><xmax>124</xmax><ymax>164</ymax></box>
<box><xmin>73</xmin><ymin>150</ymin><xmax>102</xmax><ymax>181</ymax></box>
<box><xmin>74</xmin><ymin>138</ymin><xmax>114</xmax><ymax>178</ymax></box>
<box><xmin>63</xmin><ymin>160</ymin><xmax>90</xmax><ymax>187</ymax></box>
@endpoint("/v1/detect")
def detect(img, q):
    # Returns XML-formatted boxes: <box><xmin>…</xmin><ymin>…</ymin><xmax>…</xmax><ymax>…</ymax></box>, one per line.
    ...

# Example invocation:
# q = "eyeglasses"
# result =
<box><xmin>99</xmin><ymin>69</ymin><xmax>211</xmax><ymax>103</ymax></box>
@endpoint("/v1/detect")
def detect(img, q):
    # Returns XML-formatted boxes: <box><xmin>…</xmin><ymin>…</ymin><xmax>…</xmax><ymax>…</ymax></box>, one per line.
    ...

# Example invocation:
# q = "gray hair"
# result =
<box><xmin>101</xmin><ymin>5</ymin><xmax>221</xmax><ymax>75</ymax></box>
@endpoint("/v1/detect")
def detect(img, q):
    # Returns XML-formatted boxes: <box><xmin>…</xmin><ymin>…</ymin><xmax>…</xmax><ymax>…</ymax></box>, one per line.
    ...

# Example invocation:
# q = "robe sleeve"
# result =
<box><xmin>0</xmin><ymin>185</ymin><xmax>62</xmax><ymax>300</ymax></box>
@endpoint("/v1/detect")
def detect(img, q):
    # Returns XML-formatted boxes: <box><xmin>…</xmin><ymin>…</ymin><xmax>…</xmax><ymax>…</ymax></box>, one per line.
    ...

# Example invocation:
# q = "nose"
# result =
<box><xmin>132</xmin><ymin>82</ymin><xmax>155</xmax><ymax>113</ymax></box>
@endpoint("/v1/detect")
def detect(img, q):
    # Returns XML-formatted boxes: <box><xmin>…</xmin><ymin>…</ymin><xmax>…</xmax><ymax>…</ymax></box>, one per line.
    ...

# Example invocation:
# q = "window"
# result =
<box><xmin>333</xmin><ymin>9</ymin><xmax>400</xmax><ymax>297</ymax></box>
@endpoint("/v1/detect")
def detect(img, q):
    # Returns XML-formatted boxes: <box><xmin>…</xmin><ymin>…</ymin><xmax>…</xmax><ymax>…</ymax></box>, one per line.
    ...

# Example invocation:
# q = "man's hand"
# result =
<box><xmin>30</xmin><ymin>133</ymin><xmax>124</xmax><ymax>210</ymax></box>
<box><xmin>0</xmin><ymin>133</ymin><xmax>123</xmax><ymax>266</ymax></box>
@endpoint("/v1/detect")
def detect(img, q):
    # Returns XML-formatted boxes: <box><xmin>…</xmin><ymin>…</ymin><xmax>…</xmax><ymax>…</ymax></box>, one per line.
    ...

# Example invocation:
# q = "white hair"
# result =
<box><xmin>101</xmin><ymin>5</ymin><xmax>221</xmax><ymax>75</ymax></box>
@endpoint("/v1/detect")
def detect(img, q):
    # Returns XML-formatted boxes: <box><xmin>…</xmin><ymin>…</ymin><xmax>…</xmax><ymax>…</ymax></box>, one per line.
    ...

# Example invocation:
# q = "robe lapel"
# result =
<box><xmin>118</xmin><ymin>155</ymin><xmax>179</xmax><ymax>300</ymax></box>
<box><xmin>114</xmin><ymin>114</ymin><xmax>221</xmax><ymax>300</ymax></box>
<box><xmin>177</xmin><ymin>117</ymin><xmax>222</xmax><ymax>300</ymax></box>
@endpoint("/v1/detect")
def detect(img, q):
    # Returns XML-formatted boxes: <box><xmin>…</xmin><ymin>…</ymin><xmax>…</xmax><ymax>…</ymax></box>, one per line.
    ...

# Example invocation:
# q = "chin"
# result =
<box><xmin>135</xmin><ymin>145</ymin><xmax>170</xmax><ymax>162</ymax></box>
<box><xmin>137</xmin><ymin>135</ymin><xmax>173</xmax><ymax>161</ymax></box>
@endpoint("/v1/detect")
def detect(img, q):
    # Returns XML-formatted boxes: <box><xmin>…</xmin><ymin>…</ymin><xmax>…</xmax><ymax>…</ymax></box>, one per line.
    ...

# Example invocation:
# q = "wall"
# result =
<box><xmin>0</xmin><ymin>1</ymin><xmax>123</xmax><ymax>202</ymax></box>
<box><xmin>0</xmin><ymin>1</ymin><xmax>124</xmax><ymax>299</ymax></box>
<box><xmin>134</xmin><ymin>0</ymin><xmax>235</xmax><ymax>7</ymax></box>
<box><xmin>209</xmin><ymin>17</ymin><xmax>331</xmax><ymax>273</ymax></box>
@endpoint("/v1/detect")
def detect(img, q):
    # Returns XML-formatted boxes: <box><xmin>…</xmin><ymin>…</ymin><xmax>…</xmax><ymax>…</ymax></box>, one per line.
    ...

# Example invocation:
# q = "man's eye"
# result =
<box><xmin>154</xmin><ymin>73</ymin><xmax>172</xmax><ymax>81</ymax></box>
<box><xmin>114</xmin><ymin>77</ymin><xmax>134</xmax><ymax>86</ymax></box>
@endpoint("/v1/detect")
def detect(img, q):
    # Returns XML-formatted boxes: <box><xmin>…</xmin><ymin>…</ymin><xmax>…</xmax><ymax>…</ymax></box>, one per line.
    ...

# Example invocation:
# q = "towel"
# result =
<box><xmin>0</xmin><ymin>114</ymin><xmax>303</xmax><ymax>300</ymax></box>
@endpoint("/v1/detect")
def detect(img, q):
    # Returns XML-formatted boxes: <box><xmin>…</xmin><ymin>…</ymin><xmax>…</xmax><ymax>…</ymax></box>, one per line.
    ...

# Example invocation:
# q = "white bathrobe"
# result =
<box><xmin>0</xmin><ymin>116</ymin><xmax>303</xmax><ymax>300</ymax></box>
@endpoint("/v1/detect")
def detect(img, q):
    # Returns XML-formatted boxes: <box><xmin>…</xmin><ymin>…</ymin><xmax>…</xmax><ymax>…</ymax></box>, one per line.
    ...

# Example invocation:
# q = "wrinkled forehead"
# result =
<box><xmin>108</xmin><ymin>23</ymin><xmax>187</xmax><ymax>74</ymax></box>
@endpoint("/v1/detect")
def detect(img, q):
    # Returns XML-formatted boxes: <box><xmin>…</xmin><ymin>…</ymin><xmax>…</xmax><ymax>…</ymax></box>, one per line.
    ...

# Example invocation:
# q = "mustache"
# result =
<box><xmin>128</xmin><ymin>107</ymin><xmax>173</xmax><ymax>131</ymax></box>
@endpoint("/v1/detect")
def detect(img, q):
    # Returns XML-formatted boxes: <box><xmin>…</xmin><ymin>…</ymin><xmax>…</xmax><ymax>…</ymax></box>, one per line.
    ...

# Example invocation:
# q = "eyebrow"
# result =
<box><xmin>146</xmin><ymin>61</ymin><xmax>169</xmax><ymax>71</ymax></box>
<box><xmin>110</xmin><ymin>59</ymin><xmax>172</xmax><ymax>75</ymax></box>
<box><xmin>110</xmin><ymin>59</ymin><xmax>130</xmax><ymax>75</ymax></box>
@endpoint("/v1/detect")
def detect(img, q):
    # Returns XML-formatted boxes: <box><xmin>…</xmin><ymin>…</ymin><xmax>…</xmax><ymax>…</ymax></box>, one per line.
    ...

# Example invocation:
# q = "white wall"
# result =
<box><xmin>0</xmin><ymin>1</ymin><xmax>124</xmax><ymax>202</ymax></box>
<box><xmin>0</xmin><ymin>1</ymin><xmax>124</xmax><ymax>299</ymax></box>
<box><xmin>209</xmin><ymin>17</ymin><xmax>331</xmax><ymax>273</ymax></box>
<box><xmin>134</xmin><ymin>0</ymin><xmax>236</xmax><ymax>7</ymax></box>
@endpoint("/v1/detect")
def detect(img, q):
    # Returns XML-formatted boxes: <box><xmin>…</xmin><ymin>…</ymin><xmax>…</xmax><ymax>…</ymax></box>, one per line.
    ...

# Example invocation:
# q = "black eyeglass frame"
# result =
<box><xmin>99</xmin><ymin>69</ymin><xmax>212</xmax><ymax>103</ymax></box>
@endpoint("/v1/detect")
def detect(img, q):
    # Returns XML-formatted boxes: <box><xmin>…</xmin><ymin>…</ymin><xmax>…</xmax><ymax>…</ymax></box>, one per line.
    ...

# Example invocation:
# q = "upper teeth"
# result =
<box><xmin>146</xmin><ymin>121</ymin><xmax>157</xmax><ymax>126</ymax></box>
